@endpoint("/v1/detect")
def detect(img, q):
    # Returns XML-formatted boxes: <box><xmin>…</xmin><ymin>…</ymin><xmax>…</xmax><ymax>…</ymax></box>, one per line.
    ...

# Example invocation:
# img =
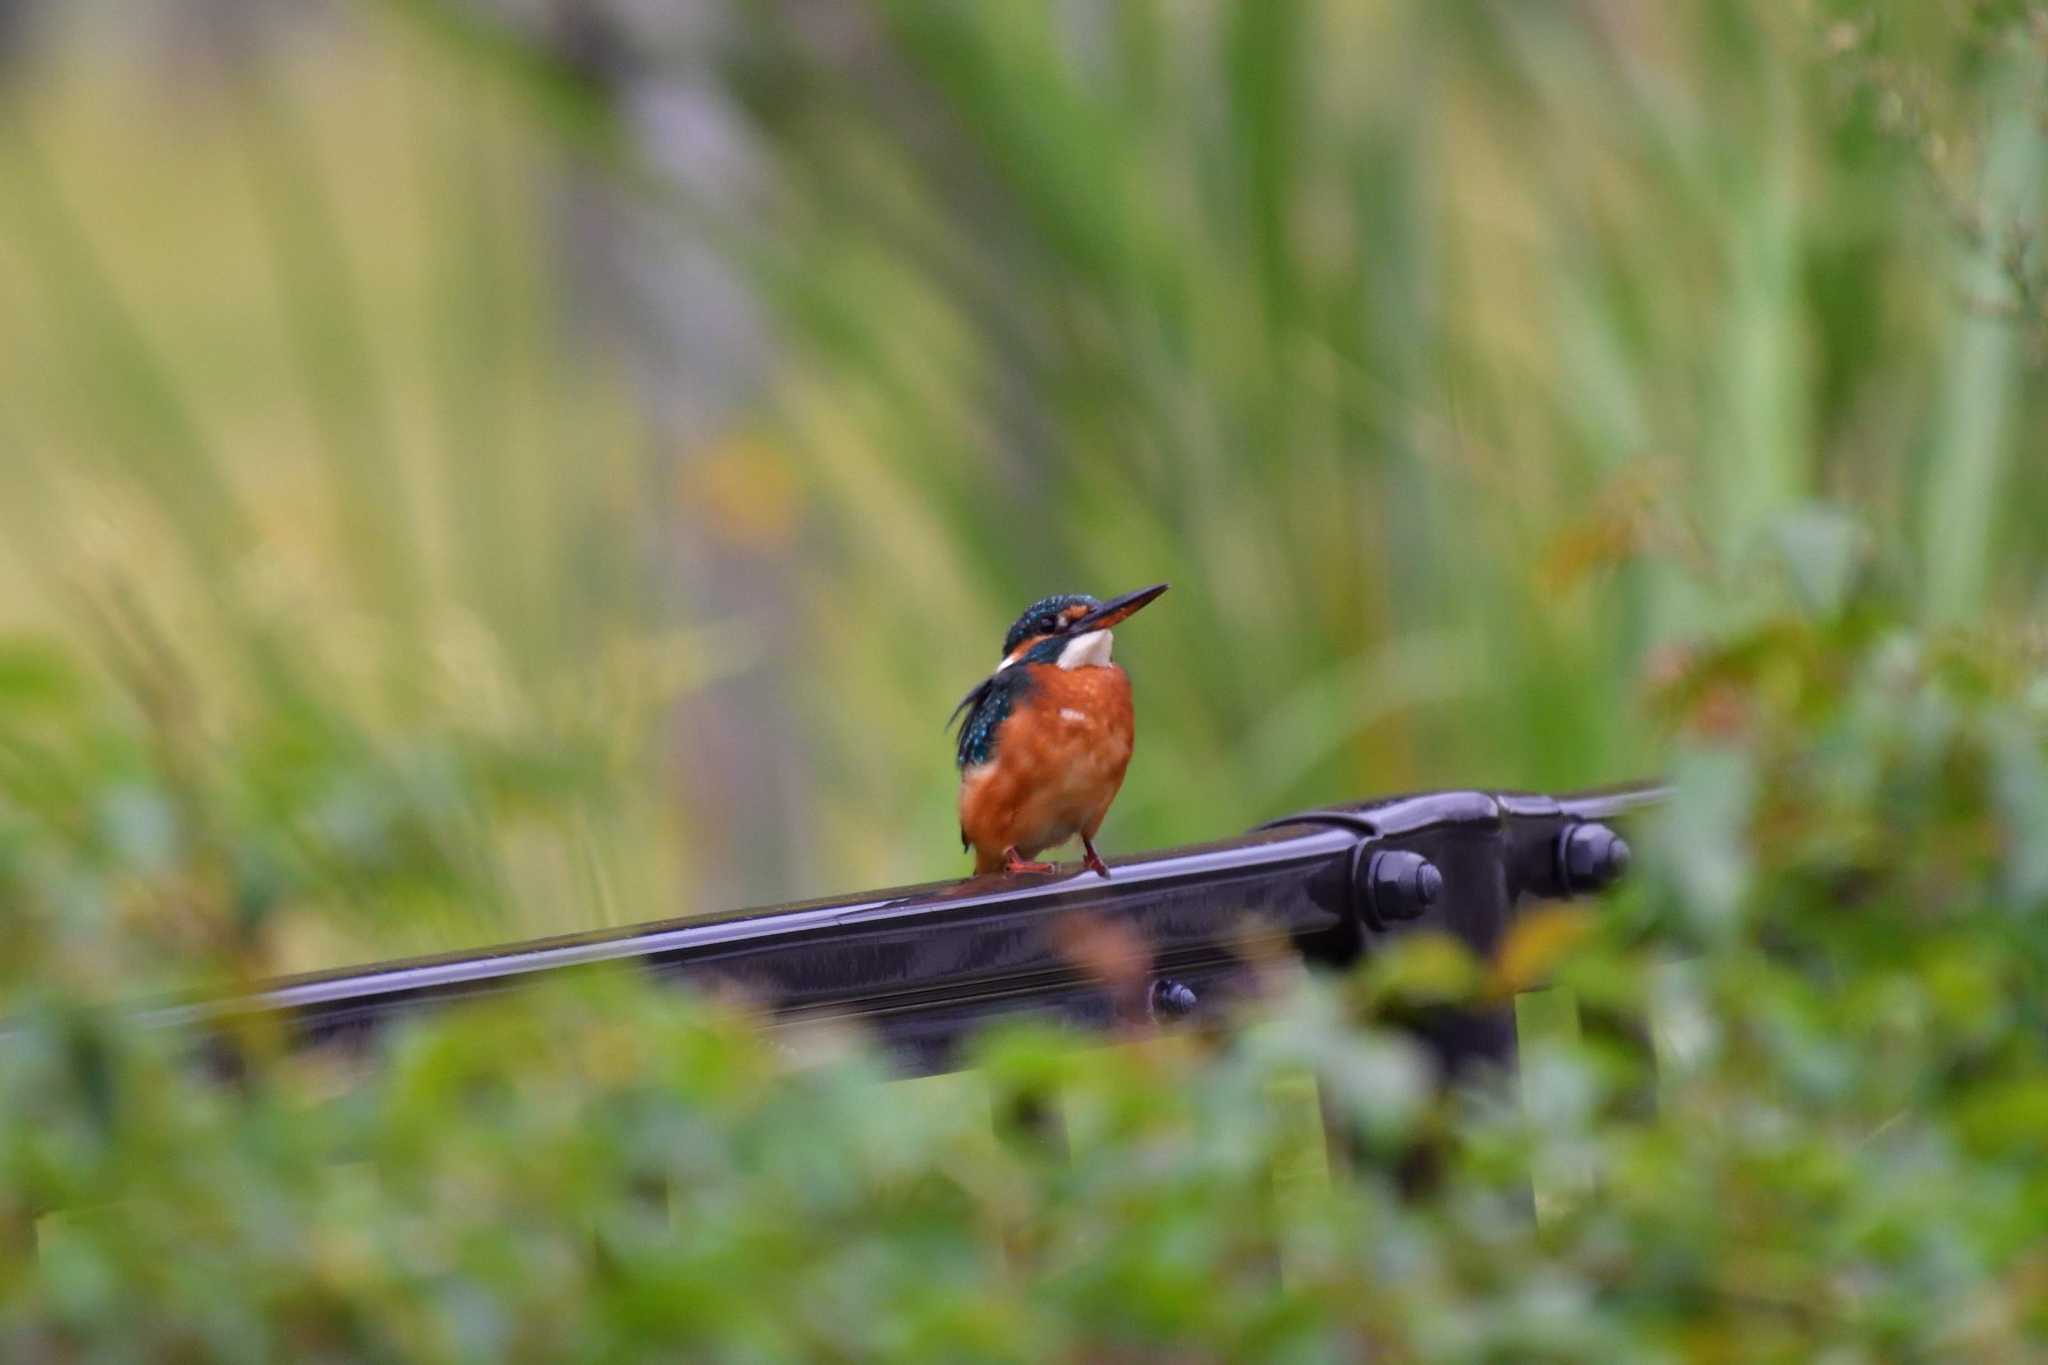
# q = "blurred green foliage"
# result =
<box><xmin>2</xmin><ymin>590</ymin><xmax>2046</xmax><ymax>1359</ymax></box>
<box><xmin>2</xmin><ymin>0</ymin><xmax>2047</xmax><ymax>1357</ymax></box>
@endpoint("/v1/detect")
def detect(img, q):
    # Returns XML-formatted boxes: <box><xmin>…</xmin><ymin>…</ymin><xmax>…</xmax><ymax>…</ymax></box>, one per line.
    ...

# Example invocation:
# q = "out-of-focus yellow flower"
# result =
<box><xmin>678</xmin><ymin>434</ymin><xmax>804</xmax><ymax>551</ymax></box>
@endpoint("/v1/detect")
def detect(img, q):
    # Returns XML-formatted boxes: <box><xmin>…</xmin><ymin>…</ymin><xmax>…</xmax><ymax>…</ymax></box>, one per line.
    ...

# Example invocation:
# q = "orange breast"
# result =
<box><xmin>959</xmin><ymin>664</ymin><xmax>1135</xmax><ymax>869</ymax></box>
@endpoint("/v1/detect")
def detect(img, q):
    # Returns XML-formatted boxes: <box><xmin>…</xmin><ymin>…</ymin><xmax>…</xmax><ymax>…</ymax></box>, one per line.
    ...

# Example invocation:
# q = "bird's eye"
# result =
<box><xmin>1037</xmin><ymin>613</ymin><xmax>1058</xmax><ymax>633</ymax></box>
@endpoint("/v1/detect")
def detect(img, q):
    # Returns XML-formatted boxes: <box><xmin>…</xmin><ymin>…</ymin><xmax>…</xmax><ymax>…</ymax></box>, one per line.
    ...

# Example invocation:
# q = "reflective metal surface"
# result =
<box><xmin>162</xmin><ymin>784</ymin><xmax>1666</xmax><ymax>1076</ymax></box>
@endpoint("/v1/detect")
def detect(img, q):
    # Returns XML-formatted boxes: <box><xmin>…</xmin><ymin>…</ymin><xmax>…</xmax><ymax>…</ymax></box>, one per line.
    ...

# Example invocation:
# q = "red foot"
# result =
<box><xmin>1002</xmin><ymin>846</ymin><xmax>1057</xmax><ymax>875</ymax></box>
<box><xmin>1081</xmin><ymin>836</ymin><xmax>1111</xmax><ymax>879</ymax></box>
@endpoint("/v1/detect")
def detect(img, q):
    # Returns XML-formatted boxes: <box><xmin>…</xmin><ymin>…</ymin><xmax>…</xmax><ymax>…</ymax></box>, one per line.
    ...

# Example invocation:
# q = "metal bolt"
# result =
<box><xmin>1559</xmin><ymin>821</ymin><xmax>1631</xmax><ymax>895</ymax></box>
<box><xmin>1364</xmin><ymin>849</ymin><xmax>1443</xmax><ymax>925</ymax></box>
<box><xmin>1149</xmin><ymin>979</ymin><xmax>1198</xmax><ymax>1020</ymax></box>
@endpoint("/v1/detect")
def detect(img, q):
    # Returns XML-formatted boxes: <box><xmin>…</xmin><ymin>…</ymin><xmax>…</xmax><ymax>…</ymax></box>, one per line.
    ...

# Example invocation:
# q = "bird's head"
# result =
<box><xmin>997</xmin><ymin>582</ymin><xmax>1169</xmax><ymax>671</ymax></box>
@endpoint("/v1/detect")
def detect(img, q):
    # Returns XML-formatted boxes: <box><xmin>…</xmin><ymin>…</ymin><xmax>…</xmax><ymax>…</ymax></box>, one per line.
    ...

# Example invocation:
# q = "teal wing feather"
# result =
<box><xmin>949</xmin><ymin>665</ymin><xmax>1036</xmax><ymax>770</ymax></box>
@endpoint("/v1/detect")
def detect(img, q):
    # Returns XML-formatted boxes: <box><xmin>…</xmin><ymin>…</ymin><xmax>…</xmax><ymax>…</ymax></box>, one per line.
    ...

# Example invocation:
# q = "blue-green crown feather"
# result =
<box><xmin>1003</xmin><ymin>594</ymin><xmax>1098</xmax><ymax>657</ymax></box>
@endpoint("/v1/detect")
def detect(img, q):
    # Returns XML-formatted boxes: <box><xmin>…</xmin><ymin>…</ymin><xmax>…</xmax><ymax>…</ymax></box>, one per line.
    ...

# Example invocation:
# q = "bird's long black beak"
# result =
<box><xmin>1072</xmin><ymin>582</ymin><xmax>1168</xmax><ymax>633</ymax></box>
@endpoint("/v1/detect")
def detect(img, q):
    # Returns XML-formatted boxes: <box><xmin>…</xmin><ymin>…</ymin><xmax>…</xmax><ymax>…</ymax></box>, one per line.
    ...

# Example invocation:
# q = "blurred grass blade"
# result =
<box><xmin>0</xmin><ymin>112</ymin><xmax>252</xmax><ymax>576</ymax></box>
<box><xmin>1921</xmin><ymin>64</ymin><xmax>2044</xmax><ymax>625</ymax></box>
<box><xmin>225</xmin><ymin>41</ymin><xmax>423</xmax><ymax>651</ymax></box>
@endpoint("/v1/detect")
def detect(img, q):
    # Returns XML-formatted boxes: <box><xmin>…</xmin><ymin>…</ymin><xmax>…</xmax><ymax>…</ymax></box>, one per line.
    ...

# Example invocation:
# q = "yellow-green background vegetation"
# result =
<box><xmin>5</xmin><ymin>1</ymin><xmax>2043</xmax><ymax>963</ymax></box>
<box><xmin>2</xmin><ymin>2</ymin><xmax>2046</xmax><ymax>1358</ymax></box>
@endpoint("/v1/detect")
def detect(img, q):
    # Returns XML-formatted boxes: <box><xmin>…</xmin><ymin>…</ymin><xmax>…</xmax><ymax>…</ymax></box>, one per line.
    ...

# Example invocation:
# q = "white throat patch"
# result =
<box><xmin>1056</xmin><ymin>630</ymin><xmax>1113</xmax><ymax>670</ymax></box>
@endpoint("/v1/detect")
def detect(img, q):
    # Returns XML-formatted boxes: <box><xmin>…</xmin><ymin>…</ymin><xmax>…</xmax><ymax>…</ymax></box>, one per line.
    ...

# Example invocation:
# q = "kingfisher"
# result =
<box><xmin>950</xmin><ymin>583</ymin><xmax>1169</xmax><ymax>878</ymax></box>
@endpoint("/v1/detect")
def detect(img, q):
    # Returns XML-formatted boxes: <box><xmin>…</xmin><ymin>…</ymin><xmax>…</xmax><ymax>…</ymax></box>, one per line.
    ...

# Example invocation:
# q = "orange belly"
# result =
<box><xmin>959</xmin><ymin>664</ymin><xmax>1134</xmax><ymax>872</ymax></box>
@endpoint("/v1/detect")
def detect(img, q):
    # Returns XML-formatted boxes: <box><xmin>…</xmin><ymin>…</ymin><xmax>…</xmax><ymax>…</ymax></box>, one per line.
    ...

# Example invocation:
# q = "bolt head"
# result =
<box><xmin>1416</xmin><ymin>861</ymin><xmax>1443</xmax><ymax>906</ymax></box>
<box><xmin>1562</xmin><ymin>822</ymin><xmax>1631</xmax><ymax>893</ymax></box>
<box><xmin>1365</xmin><ymin>849</ymin><xmax>1443</xmax><ymax>923</ymax></box>
<box><xmin>1150</xmin><ymin>979</ymin><xmax>1198</xmax><ymax>1020</ymax></box>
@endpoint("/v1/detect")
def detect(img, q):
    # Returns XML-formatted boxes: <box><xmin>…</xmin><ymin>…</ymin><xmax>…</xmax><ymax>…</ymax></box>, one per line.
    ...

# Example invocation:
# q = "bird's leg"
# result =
<box><xmin>1002</xmin><ymin>846</ymin><xmax>1057</xmax><ymax>875</ymax></box>
<box><xmin>1080</xmin><ymin>834</ymin><xmax>1111</xmax><ymax>879</ymax></box>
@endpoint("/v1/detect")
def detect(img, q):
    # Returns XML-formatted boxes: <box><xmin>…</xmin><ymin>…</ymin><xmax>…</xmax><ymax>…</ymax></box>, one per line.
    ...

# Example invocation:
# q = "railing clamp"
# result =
<box><xmin>1256</xmin><ymin>807</ymin><xmax>1442</xmax><ymax>933</ymax></box>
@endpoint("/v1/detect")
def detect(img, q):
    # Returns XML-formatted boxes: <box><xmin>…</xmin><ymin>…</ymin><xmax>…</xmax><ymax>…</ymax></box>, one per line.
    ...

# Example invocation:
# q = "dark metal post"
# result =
<box><xmin>1268</xmin><ymin>789</ymin><xmax>1655</xmax><ymax>1190</ymax></box>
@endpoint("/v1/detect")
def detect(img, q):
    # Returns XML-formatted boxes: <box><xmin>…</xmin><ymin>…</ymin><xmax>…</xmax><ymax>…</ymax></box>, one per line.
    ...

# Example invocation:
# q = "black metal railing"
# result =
<box><xmin>162</xmin><ymin>784</ymin><xmax>1664</xmax><ymax>1081</ymax></box>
